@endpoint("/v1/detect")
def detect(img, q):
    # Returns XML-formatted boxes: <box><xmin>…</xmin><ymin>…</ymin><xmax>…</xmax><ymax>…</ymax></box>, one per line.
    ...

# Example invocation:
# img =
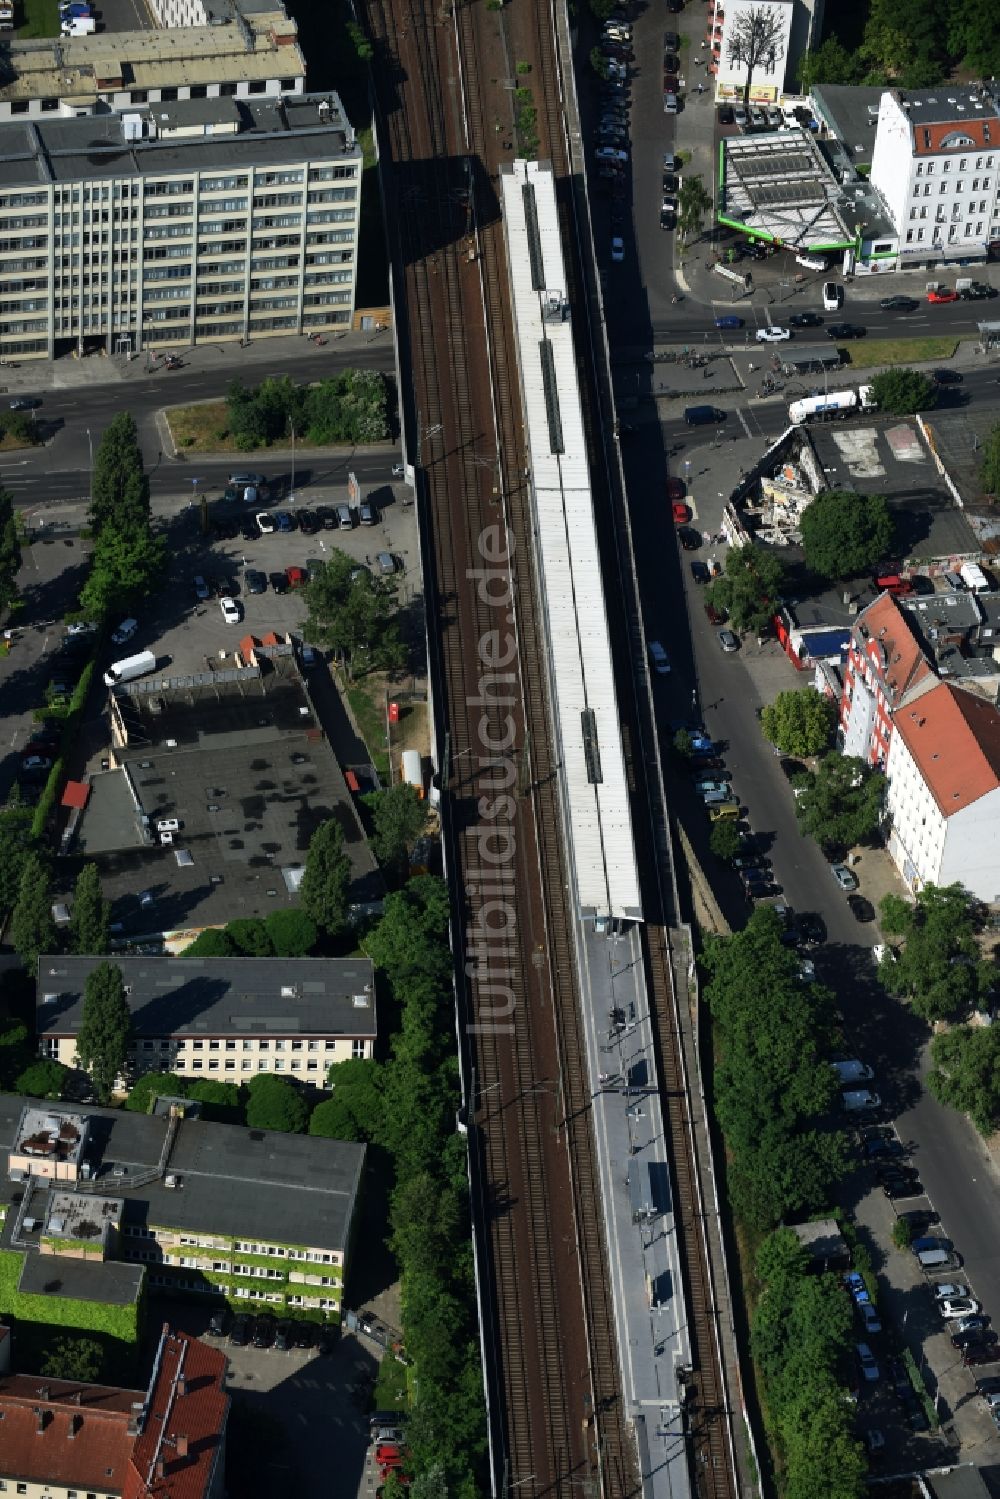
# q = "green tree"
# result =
<box><xmin>761</xmin><ymin>688</ymin><xmax>836</xmax><ymax>758</ymax></box>
<box><xmin>89</xmin><ymin>413</ymin><xmax>150</xmax><ymax>538</ymax></box>
<box><xmin>946</xmin><ymin>0</ymin><xmax>1000</xmax><ymax>72</ymax></box>
<box><xmin>80</xmin><ymin>524</ymin><xmax>167</xmax><ymax>618</ymax></box>
<box><xmin>793</xmin><ymin>753</ymin><xmax>885</xmax><ymax>853</ymax></box>
<box><xmin>878</xmin><ymin>884</ymin><xmax>986</xmax><ymax>1022</ymax></box>
<box><xmin>800</xmin><ymin>491</ymin><xmax>893</xmax><ymax>581</ymax></box>
<box><xmin>797</xmin><ymin>34</ymin><xmax>862</xmax><ymax>89</ymax></box>
<box><xmin>14</xmin><ymin>1058</ymin><xmax>68</xmax><ymax>1099</ymax></box>
<box><xmin>705</xmin><ymin>543</ymin><xmax>785</xmax><ymax>636</ymax></box>
<box><xmin>303</xmin><ymin>547</ymin><xmax>405</xmax><ymax>678</ymax></box>
<box><xmin>869</xmin><ymin>367</ymin><xmax>938</xmax><ymax>416</ymax></box>
<box><xmin>0</xmin><ymin>803</ymin><xmax>34</xmax><ymax>918</ymax></box>
<box><xmin>10</xmin><ymin>852</ymin><xmax>57</xmax><ymax>971</ymax></box>
<box><xmin>40</xmin><ymin>1335</ymin><xmax>104</xmax><ymax>1384</ymax></box>
<box><xmin>264</xmin><ymin>907</ymin><xmax>318</xmax><ymax>957</ymax></box>
<box><xmin>365</xmin><ymin>783</ymin><xmax>428</xmax><ymax>873</ymax></box>
<box><xmin>589</xmin><ymin>45</ymin><xmax>610</xmax><ymax>77</ymax></box>
<box><xmin>225</xmin><ymin>918</ymin><xmax>274</xmax><ymax>957</ymax></box>
<box><xmin>929</xmin><ymin>1025</ymin><xmax>1000</xmax><ymax>1127</ymax></box>
<box><xmin>125</xmin><ymin>1071</ymin><xmax>188</xmax><ymax>1113</ymax></box>
<box><xmin>183</xmin><ymin>928</ymin><xmax>238</xmax><ymax>957</ymax></box>
<box><xmin>185</xmin><ymin>1078</ymin><xmax>242</xmax><ymax>1122</ymax></box>
<box><xmin>70</xmin><ymin>863</ymin><xmax>111</xmax><ymax>955</ymax></box>
<box><xmin>365</xmin><ymin>877</ymin><xmax>453</xmax><ymax>990</ymax></box>
<box><xmin>299</xmin><ymin>818</ymin><xmax>353</xmax><ymax>935</ymax></box>
<box><xmin>980</xmin><ymin>423</ymin><xmax>1000</xmax><ymax>497</ymax></box>
<box><xmin>677</xmin><ymin>174</ymin><xmax>712</xmax><ymax>243</ymax></box>
<box><xmin>304</xmin><ymin>371</ymin><xmax>390</xmax><ymax>446</ymax></box>
<box><xmin>76</xmin><ymin>961</ymin><xmax>132</xmax><ymax>1103</ymax></box>
<box><xmin>891</xmin><ymin>1216</ymin><xmax>913</xmax><ymax>1249</ymax></box>
<box><xmin>245</xmin><ymin>1073</ymin><xmax>309</xmax><ymax>1133</ymax></box>
<box><xmin>0</xmin><ymin>485</ymin><xmax>20</xmax><ymax>614</ymax></box>
<box><xmin>708</xmin><ymin>817</ymin><xmax>741</xmax><ymax>861</ymax></box>
<box><xmin>860</xmin><ymin>0</ymin><xmax>945</xmax><ymax>82</ymax></box>
<box><xmin>311</xmin><ymin>1058</ymin><xmax>385</xmax><ymax>1142</ymax></box>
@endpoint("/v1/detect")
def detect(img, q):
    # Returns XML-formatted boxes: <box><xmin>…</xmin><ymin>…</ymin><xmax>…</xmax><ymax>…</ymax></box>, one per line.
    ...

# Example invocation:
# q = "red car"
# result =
<box><xmin>375</xmin><ymin>1445</ymin><xmax>403</xmax><ymax>1466</ymax></box>
<box><xmin>927</xmin><ymin>288</ymin><xmax>959</xmax><ymax>304</ymax></box>
<box><xmin>285</xmin><ymin>565</ymin><xmax>307</xmax><ymax>588</ymax></box>
<box><xmin>672</xmin><ymin>501</ymin><xmax>690</xmax><ymax>523</ymax></box>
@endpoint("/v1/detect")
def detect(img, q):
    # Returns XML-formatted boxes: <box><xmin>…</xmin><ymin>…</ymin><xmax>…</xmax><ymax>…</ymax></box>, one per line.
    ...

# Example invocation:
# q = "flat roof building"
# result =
<box><xmin>36</xmin><ymin>955</ymin><xmax>377</xmax><ymax>1083</ymax></box>
<box><xmin>72</xmin><ymin>645</ymin><xmax>381</xmax><ymax>940</ymax></box>
<box><xmin>1</xmin><ymin>1094</ymin><xmax>365</xmax><ymax>1319</ymax></box>
<box><xmin>0</xmin><ymin>3</ymin><xmax>305</xmax><ymax>121</ymax></box>
<box><xmin>0</xmin><ymin>91</ymin><xmax>361</xmax><ymax>361</ymax></box>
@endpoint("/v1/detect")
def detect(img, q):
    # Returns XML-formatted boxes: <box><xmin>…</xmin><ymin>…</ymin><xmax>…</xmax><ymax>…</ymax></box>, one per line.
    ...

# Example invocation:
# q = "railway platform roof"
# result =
<box><xmin>500</xmin><ymin>158</ymin><xmax>642</xmax><ymax>923</ymax></box>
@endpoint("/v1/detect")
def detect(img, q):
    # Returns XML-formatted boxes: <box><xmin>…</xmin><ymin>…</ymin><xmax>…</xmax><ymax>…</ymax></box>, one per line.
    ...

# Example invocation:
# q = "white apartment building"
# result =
<box><xmin>885</xmin><ymin>682</ymin><xmax>1000</xmax><ymax>902</ymax></box>
<box><xmin>870</xmin><ymin>87</ymin><xmax>1000</xmax><ymax>266</ymax></box>
<box><xmin>36</xmin><ymin>955</ymin><xmax>377</xmax><ymax>1088</ymax></box>
<box><xmin>0</xmin><ymin>92</ymin><xmax>361</xmax><ymax>360</ymax></box>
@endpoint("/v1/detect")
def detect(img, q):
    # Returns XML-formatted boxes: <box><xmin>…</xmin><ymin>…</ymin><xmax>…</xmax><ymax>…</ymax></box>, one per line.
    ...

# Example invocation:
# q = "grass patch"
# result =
<box><xmin>371</xmin><ymin>1351</ymin><xmax>410</xmax><ymax>1412</ymax></box>
<box><xmin>345</xmin><ymin>677</ymin><xmax>390</xmax><ymax>779</ymax></box>
<box><xmin>17</xmin><ymin>0</ymin><xmax>58</xmax><ymax>38</ymax></box>
<box><xmin>844</xmin><ymin>335</ymin><xmax>959</xmax><ymax>367</ymax></box>
<box><xmin>0</xmin><ymin>432</ymin><xmax>37</xmax><ymax>452</ymax></box>
<box><xmin>165</xmin><ymin>401</ymin><xmax>347</xmax><ymax>455</ymax></box>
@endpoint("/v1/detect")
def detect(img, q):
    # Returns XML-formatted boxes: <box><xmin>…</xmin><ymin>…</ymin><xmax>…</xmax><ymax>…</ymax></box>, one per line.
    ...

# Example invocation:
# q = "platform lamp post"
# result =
<box><xmin>86</xmin><ymin>427</ymin><xmax>93</xmax><ymax>512</ymax></box>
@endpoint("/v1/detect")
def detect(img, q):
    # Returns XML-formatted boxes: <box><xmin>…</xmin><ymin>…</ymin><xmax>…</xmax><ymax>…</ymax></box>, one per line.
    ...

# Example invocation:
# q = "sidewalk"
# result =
<box><xmin>0</xmin><ymin>327</ymin><xmax>394</xmax><ymax>394</ymax></box>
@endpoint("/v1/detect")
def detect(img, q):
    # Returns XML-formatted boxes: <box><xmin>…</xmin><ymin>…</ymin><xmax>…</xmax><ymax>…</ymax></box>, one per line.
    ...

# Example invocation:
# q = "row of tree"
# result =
<box><xmin>799</xmin><ymin>0</ymin><xmax>1000</xmax><ymax>92</ymax></box>
<box><xmin>10</xmin><ymin>857</ymin><xmax>110</xmax><ymax>973</ymax></box>
<box><xmin>702</xmin><ymin>907</ymin><xmax>849</xmax><ymax>1232</ymax></box>
<box><xmin>752</xmin><ymin>1229</ymin><xmax>867</xmax><ymax>1499</ymax></box>
<box><xmin>225</xmin><ymin>371</ymin><xmax>391</xmax><ymax>450</ymax></box>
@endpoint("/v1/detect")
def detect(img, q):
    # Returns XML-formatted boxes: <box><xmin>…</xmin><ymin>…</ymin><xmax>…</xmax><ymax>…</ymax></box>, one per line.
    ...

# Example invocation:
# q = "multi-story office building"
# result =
<box><xmin>0</xmin><ymin>6</ymin><xmax>306</xmax><ymax>122</ymax></box>
<box><xmin>0</xmin><ymin>91</ymin><xmax>361</xmax><ymax>360</ymax></box>
<box><xmin>839</xmin><ymin>592</ymin><xmax>934</xmax><ymax>767</ymax></box>
<box><xmin>36</xmin><ymin>955</ymin><xmax>377</xmax><ymax>1085</ymax></box>
<box><xmin>1</xmin><ymin>1096</ymin><xmax>365</xmax><ymax>1319</ymax></box>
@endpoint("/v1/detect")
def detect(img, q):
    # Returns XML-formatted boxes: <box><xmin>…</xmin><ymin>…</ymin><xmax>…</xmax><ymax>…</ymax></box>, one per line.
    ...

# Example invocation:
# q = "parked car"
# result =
<box><xmin>244</xmin><ymin>569</ymin><xmax>268</xmax><ymax>595</ymax></box>
<box><xmin>251</xmin><ymin>1315</ymin><xmax>276</xmax><ymax>1349</ymax></box>
<box><xmin>230</xmin><ymin>1314</ymin><xmax>252</xmax><ymax>1347</ymax></box>
<box><xmin>256</xmin><ymin>511</ymin><xmax>276</xmax><ymax>534</ymax></box>
<box><xmin>934</xmin><ymin>1283</ymin><xmax>971</xmax><ymax>1301</ymax></box>
<box><xmin>193</xmin><ymin>575</ymin><xmax>210</xmax><ymax>601</ymax></box>
<box><xmin>292</xmin><ymin>1322</ymin><xmax>316</xmax><ymax>1349</ymax></box>
<box><xmin>848</xmin><ymin>893</ymin><xmax>876</xmax><ymax>922</ymax></box>
<box><xmin>274</xmin><ymin>1321</ymin><xmax>293</xmax><ymax>1351</ymax></box>
<box><xmin>858</xmin><ymin>1302</ymin><xmax>882</xmax><ymax>1335</ymax></box>
<box><xmin>856</xmin><ymin>1342</ymin><xmax>879</xmax><ymax>1382</ymax></box>
<box><xmin>962</xmin><ymin>1345</ymin><xmax>1000</xmax><ymax>1367</ymax></box>
<box><xmin>315</xmin><ymin>505</ymin><xmax>338</xmax><ymax>530</ymax></box>
<box><xmin>111</xmin><ymin>618</ymin><xmax>138</xmax><ymax>645</ymax></box>
<box><xmin>940</xmin><ymin>1297</ymin><xmax>980</xmax><ymax>1319</ymax></box>
<box><xmin>219</xmin><ymin>597</ymin><xmax>241</xmax><ymax>625</ymax></box>
<box><xmin>691</xmin><ymin>560</ymin><xmax>710</xmax><ymax>584</ymax></box>
<box><xmin>718</xmin><ymin>629</ymin><xmax>739</xmax><ymax>653</ymax></box>
<box><xmin>269</xmin><ymin>570</ymin><xmax>289</xmax><ymax>594</ymax></box>
<box><xmin>208</xmin><ymin>1308</ymin><xmax>229</xmax><ymax>1336</ymax></box>
<box><xmin>648</xmin><ymin>640</ymin><xmax>670</xmax><ymax>674</ymax></box>
<box><xmin>297</xmin><ymin>508</ymin><xmax>319</xmax><ymax>535</ymax></box>
<box><xmin>274</xmin><ymin>511</ymin><xmax>295</xmax><ymax>532</ymax></box>
<box><xmin>831</xmin><ymin>863</ymin><xmax>858</xmax><ymax>891</ymax></box>
<box><xmin>927</xmin><ymin>288</ymin><xmax>959</xmax><ymax>304</ymax></box>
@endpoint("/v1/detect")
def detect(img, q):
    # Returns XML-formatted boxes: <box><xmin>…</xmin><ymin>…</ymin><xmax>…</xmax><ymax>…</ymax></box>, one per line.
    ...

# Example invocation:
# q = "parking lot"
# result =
<box><xmin>127</xmin><ymin>480</ymin><xmax>419</xmax><ymax>674</ymax></box>
<box><xmin>150</xmin><ymin>1300</ymin><xmax>374</xmax><ymax>1499</ymax></box>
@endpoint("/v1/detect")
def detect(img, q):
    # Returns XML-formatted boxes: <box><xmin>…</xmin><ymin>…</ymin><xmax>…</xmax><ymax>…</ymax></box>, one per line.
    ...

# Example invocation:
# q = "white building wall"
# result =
<box><xmin>884</xmin><ymin>727</ymin><xmax>946</xmax><ymax>889</ymax></box>
<box><xmin>870</xmin><ymin>92</ymin><xmax>913</xmax><ymax>237</ymax></box>
<box><xmin>938</xmin><ymin>787</ymin><xmax>1000</xmax><ymax>902</ymax></box>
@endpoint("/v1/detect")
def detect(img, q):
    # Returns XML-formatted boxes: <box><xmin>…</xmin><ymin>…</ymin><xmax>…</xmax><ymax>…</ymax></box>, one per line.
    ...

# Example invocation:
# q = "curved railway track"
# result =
<box><xmin>362</xmin><ymin>0</ymin><xmax>742</xmax><ymax>1492</ymax></box>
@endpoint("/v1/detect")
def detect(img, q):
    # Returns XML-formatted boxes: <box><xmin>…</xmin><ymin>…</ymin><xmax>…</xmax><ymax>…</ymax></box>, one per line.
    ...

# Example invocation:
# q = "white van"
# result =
<box><xmin>823</xmin><ymin>281</ymin><xmax>843</xmax><ymax>311</ymax></box>
<box><xmin>103</xmin><ymin>649</ymin><xmax>156</xmax><ymax>687</ymax></box>
<box><xmin>61</xmin><ymin>15</ymin><xmax>95</xmax><ymax>32</ymax></box>
<box><xmin>663</xmin><ymin>92</ymin><xmax>678</xmax><ymax>115</ymax></box>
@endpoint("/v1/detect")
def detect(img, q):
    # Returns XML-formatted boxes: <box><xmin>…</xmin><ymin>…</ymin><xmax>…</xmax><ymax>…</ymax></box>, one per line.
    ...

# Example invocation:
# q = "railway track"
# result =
<box><xmin>363</xmin><ymin>0</ymin><xmax>743</xmax><ymax>1491</ymax></box>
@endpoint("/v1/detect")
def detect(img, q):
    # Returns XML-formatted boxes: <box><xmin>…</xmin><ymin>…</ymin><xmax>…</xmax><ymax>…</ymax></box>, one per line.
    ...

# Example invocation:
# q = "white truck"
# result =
<box><xmin>103</xmin><ymin>649</ymin><xmax>156</xmax><ymax>687</ymax></box>
<box><xmin>787</xmin><ymin>385</ymin><xmax>876</xmax><ymax>425</ymax></box>
<box><xmin>960</xmin><ymin>561</ymin><xmax>990</xmax><ymax>593</ymax></box>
